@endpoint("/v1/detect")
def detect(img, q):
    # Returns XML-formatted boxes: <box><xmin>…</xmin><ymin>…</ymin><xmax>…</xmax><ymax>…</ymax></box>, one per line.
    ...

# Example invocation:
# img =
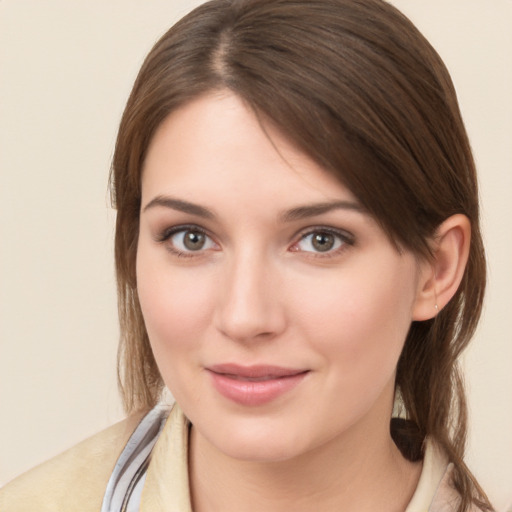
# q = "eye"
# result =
<box><xmin>292</xmin><ymin>228</ymin><xmax>353</xmax><ymax>255</ymax></box>
<box><xmin>158</xmin><ymin>226</ymin><xmax>218</xmax><ymax>255</ymax></box>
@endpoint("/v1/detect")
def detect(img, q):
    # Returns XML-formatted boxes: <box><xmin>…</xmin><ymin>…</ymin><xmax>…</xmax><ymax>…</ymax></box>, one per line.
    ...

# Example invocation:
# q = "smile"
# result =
<box><xmin>206</xmin><ymin>364</ymin><xmax>309</xmax><ymax>406</ymax></box>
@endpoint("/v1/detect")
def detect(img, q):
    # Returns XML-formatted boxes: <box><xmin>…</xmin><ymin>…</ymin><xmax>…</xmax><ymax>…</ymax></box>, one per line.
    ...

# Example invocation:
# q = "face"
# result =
<box><xmin>137</xmin><ymin>91</ymin><xmax>427</xmax><ymax>463</ymax></box>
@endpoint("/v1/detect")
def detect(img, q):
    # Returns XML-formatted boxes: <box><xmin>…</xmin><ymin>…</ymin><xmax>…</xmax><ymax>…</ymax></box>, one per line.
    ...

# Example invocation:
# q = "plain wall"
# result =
<box><xmin>1</xmin><ymin>1</ymin><xmax>511</xmax><ymax>509</ymax></box>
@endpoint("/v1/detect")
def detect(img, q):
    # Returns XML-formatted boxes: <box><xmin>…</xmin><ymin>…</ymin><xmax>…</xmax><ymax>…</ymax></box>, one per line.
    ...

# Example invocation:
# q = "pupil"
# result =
<box><xmin>184</xmin><ymin>231</ymin><xmax>205</xmax><ymax>250</ymax></box>
<box><xmin>312</xmin><ymin>233</ymin><xmax>334</xmax><ymax>252</ymax></box>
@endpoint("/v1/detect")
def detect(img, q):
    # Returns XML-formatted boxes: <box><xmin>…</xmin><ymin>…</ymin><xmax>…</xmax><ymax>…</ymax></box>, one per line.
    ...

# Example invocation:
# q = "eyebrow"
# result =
<box><xmin>143</xmin><ymin>196</ymin><xmax>215</xmax><ymax>219</ymax></box>
<box><xmin>280</xmin><ymin>200</ymin><xmax>366</xmax><ymax>222</ymax></box>
<box><xmin>142</xmin><ymin>196</ymin><xmax>365</xmax><ymax>222</ymax></box>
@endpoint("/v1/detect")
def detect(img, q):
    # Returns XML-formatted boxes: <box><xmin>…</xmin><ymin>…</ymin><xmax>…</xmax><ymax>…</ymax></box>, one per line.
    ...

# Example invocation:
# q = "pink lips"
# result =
<box><xmin>207</xmin><ymin>364</ymin><xmax>309</xmax><ymax>406</ymax></box>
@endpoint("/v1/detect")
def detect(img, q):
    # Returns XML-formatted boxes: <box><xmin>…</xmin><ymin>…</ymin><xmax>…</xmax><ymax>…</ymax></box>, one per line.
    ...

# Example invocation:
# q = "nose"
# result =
<box><xmin>214</xmin><ymin>250</ymin><xmax>286</xmax><ymax>343</ymax></box>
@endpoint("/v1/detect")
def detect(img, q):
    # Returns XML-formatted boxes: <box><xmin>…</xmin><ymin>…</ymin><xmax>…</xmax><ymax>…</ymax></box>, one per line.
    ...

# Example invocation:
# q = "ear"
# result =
<box><xmin>412</xmin><ymin>214</ymin><xmax>471</xmax><ymax>321</ymax></box>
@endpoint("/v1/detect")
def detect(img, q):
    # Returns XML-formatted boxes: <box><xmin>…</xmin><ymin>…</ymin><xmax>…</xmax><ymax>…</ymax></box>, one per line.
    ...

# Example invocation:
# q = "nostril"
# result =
<box><xmin>215</xmin><ymin>306</ymin><xmax>285</xmax><ymax>343</ymax></box>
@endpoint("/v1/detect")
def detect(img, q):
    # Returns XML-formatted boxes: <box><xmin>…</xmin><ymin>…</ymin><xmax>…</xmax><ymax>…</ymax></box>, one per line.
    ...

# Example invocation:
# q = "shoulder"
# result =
<box><xmin>430</xmin><ymin>465</ymin><xmax>488</xmax><ymax>512</ymax></box>
<box><xmin>0</xmin><ymin>411</ymin><xmax>147</xmax><ymax>512</ymax></box>
<box><xmin>408</xmin><ymin>441</ymin><xmax>487</xmax><ymax>512</ymax></box>
<box><xmin>406</xmin><ymin>440</ymin><xmax>460</xmax><ymax>512</ymax></box>
<box><xmin>429</xmin><ymin>463</ymin><xmax>461</xmax><ymax>512</ymax></box>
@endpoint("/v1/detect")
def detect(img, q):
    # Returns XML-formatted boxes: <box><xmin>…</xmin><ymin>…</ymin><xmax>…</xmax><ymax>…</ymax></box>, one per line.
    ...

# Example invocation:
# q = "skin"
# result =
<box><xmin>136</xmin><ymin>91</ymin><xmax>439</xmax><ymax>511</ymax></box>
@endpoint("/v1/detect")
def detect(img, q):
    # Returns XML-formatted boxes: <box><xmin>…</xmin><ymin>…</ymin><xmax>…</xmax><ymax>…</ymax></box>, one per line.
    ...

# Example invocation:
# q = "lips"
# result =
<box><xmin>206</xmin><ymin>364</ymin><xmax>309</xmax><ymax>406</ymax></box>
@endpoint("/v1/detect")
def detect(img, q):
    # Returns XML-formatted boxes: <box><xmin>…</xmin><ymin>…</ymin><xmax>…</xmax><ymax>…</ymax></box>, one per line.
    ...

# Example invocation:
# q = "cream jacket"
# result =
<box><xmin>0</xmin><ymin>404</ymin><xmax>461</xmax><ymax>511</ymax></box>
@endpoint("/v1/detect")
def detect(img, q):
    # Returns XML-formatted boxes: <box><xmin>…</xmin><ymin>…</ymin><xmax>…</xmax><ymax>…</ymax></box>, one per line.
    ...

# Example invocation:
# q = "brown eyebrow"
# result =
<box><xmin>142</xmin><ymin>196</ymin><xmax>365</xmax><ymax>222</ymax></box>
<box><xmin>280</xmin><ymin>200</ymin><xmax>366</xmax><ymax>222</ymax></box>
<box><xmin>142</xmin><ymin>196</ymin><xmax>215</xmax><ymax>219</ymax></box>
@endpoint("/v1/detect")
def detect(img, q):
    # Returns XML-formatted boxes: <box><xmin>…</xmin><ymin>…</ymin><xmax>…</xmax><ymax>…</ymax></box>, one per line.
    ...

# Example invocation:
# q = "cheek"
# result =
<box><xmin>136</xmin><ymin>255</ymin><xmax>218</xmax><ymax>403</ymax></box>
<box><xmin>293</xmin><ymin>257</ymin><xmax>417</xmax><ymax>385</ymax></box>
<box><xmin>136</xmin><ymin>250</ymin><xmax>215</xmax><ymax>356</ymax></box>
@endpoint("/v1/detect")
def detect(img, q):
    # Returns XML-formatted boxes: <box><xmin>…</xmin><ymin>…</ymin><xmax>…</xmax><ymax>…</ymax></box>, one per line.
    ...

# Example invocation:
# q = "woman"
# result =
<box><xmin>0</xmin><ymin>0</ymin><xmax>495</xmax><ymax>511</ymax></box>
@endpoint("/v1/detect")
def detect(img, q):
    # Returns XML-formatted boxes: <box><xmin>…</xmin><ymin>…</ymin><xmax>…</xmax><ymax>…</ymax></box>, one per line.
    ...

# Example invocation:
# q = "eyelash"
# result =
<box><xmin>292</xmin><ymin>227</ymin><xmax>355</xmax><ymax>258</ymax></box>
<box><xmin>155</xmin><ymin>224</ymin><xmax>215</xmax><ymax>258</ymax></box>
<box><xmin>155</xmin><ymin>224</ymin><xmax>355</xmax><ymax>259</ymax></box>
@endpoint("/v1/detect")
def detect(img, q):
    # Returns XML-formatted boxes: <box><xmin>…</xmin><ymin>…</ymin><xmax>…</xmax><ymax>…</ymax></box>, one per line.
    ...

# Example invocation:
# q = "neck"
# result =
<box><xmin>188</xmin><ymin>410</ymin><xmax>422</xmax><ymax>512</ymax></box>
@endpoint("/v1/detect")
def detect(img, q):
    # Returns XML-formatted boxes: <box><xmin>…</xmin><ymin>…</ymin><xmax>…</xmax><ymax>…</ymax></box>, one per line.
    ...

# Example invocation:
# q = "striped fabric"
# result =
<box><xmin>101</xmin><ymin>405</ymin><xmax>170</xmax><ymax>512</ymax></box>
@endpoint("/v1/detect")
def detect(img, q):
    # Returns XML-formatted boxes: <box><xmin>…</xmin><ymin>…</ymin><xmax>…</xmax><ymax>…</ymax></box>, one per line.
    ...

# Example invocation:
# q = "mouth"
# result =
<box><xmin>206</xmin><ymin>364</ymin><xmax>309</xmax><ymax>406</ymax></box>
<box><xmin>222</xmin><ymin>374</ymin><xmax>296</xmax><ymax>382</ymax></box>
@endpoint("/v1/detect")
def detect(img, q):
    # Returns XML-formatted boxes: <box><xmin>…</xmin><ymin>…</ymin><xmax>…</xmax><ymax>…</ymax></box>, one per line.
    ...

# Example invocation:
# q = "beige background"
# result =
<box><xmin>1</xmin><ymin>1</ymin><xmax>511</xmax><ymax>509</ymax></box>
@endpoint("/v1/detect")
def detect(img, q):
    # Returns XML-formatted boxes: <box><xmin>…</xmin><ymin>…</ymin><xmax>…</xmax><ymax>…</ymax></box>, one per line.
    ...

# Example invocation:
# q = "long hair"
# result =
<box><xmin>110</xmin><ymin>1</ymin><xmax>491</xmax><ymax>510</ymax></box>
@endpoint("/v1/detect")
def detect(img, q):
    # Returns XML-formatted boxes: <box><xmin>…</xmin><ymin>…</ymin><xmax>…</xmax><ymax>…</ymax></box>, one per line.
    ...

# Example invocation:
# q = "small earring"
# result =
<box><xmin>433</xmin><ymin>282</ymin><xmax>439</xmax><ymax>314</ymax></box>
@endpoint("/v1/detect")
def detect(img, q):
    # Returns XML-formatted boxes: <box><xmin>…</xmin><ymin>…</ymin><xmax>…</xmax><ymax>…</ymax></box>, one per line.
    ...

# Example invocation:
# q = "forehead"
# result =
<box><xmin>142</xmin><ymin>91</ymin><xmax>359</xmax><ymax>210</ymax></box>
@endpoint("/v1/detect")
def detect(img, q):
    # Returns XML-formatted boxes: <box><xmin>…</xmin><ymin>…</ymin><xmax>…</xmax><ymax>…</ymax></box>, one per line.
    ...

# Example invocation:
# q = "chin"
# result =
<box><xmin>218</xmin><ymin>436</ymin><xmax>304</xmax><ymax>463</ymax></box>
<box><xmin>201</xmin><ymin>413</ymin><xmax>322</xmax><ymax>464</ymax></box>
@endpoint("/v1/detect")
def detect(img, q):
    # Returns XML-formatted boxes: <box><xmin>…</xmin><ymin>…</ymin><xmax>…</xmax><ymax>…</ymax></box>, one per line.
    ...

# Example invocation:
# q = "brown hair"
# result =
<box><xmin>110</xmin><ymin>1</ymin><xmax>491</xmax><ymax>510</ymax></box>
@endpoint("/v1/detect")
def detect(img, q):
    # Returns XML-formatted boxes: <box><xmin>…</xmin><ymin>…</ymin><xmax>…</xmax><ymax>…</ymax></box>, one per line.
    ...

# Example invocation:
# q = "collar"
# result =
<box><xmin>140</xmin><ymin>404</ymin><xmax>192</xmax><ymax>512</ymax></box>
<box><xmin>134</xmin><ymin>403</ymin><xmax>454</xmax><ymax>512</ymax></box>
